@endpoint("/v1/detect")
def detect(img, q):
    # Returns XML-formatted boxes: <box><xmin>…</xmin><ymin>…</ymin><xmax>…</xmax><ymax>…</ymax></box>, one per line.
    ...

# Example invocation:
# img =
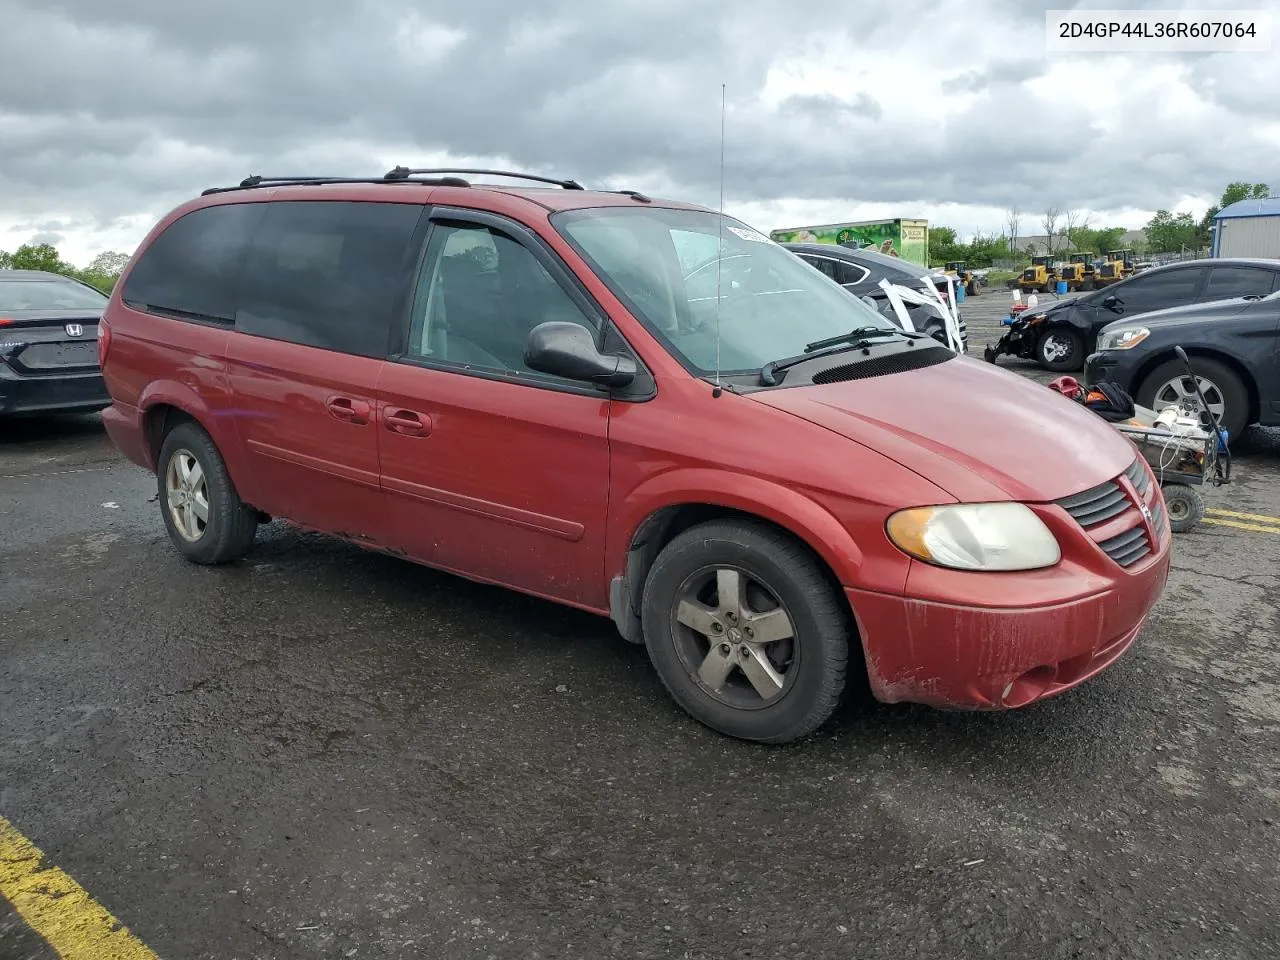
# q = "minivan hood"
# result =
<box><xmin>751</xmin><ymin>355</ymin><xmax>1135</xmax><ymax>503</ymax></box>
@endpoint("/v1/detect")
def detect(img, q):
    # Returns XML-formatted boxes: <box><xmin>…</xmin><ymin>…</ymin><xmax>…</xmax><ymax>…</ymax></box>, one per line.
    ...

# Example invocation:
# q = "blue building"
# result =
<box><xmin>1211</xmin><ymin>196</ymin><xmax>1280</xmax><ymax>258</ymax></box>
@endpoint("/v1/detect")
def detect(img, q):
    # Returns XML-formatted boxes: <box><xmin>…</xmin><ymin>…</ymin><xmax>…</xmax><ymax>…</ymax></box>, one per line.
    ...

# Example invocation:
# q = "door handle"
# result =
<box><xmin>327</xmin><ymin>396</ymin><xmax>371</xmax><ymax>424</ymax></box>
<box><xmin>384</xmin><ymin>409</ymin><xmax>431</xmax><ymax>436</ymax></box>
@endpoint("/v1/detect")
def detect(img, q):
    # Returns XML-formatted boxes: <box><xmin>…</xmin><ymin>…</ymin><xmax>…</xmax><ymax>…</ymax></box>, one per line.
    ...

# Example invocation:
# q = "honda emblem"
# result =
<box><xmin>65</xmin><ymin>324</ymin><xmax>84</xmax><ymax>337</ymax></box>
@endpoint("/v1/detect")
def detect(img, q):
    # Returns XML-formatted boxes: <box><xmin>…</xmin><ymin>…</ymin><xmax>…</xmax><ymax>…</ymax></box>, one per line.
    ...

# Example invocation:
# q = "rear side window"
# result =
<box><xmin>121</xmin><ymin>203</ymin><xmax>262</xmax><ymax>322</ymax></box>
<box><xmin>1203</xmin><ymin>266</ymin><xmax>1277</xmax><ymax>300</ymax></box>
<box><xmin>0</xmin><ymin>278</ymin><xmax>107</xmax><ymax>311</ymax></box>
<box><xmin>800</xmin><ymin>255</ymin><xmax>838</xmax><ymax>281</ymax></box>
<box><xmin>235</xmin><ymin>201</ymin><xmax>422</xmax><ymax>358</ymax></box>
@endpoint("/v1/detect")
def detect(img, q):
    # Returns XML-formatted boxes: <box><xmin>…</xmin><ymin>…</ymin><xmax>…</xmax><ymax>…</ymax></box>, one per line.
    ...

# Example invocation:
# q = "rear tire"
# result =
<box><xmin>157</xmin><ymin>421</ymin><xmax>259</xmax><ymax>565</ymax></box>
<box><xmin>640</xmin><ymin>520</ymin><xmax>851</xmax><ymax>744</ymax></box>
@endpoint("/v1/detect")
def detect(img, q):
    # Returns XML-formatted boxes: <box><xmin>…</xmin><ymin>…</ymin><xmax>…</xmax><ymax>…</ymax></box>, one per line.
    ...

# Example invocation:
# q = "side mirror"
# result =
<box><xmin>524</xmin><ymin>321</ymin><xmax>637</xmax><ymax>388</ymax></box>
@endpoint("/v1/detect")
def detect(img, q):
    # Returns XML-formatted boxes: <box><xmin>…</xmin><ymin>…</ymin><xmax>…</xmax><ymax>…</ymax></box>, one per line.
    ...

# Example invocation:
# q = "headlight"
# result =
<box><xmin>1097</xmin><ymin>326</ymin><xmax>1149</xmax><ymax>351</ymax></box>
<box><xmin>886</xmin><ymin>502</ymin><xmax>1061</xmax><ymax>572</ymax></box>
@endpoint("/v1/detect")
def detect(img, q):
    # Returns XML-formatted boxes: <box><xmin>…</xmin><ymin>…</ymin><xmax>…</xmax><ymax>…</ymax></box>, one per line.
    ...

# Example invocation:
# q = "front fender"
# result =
<box><xmin>1045</xmin><ymin>307</ymin><xmax>1093</xmax><ymax>334</ymax></box>
<box><xmin>609</xmin><ymin>468</ymin><xmax>872</xmax><ymax>590</ymax></box>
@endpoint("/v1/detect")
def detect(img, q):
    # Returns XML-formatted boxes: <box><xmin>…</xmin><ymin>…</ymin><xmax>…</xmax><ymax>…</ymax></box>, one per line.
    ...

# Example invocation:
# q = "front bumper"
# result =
<box><xmin>1083</xmin><ymin>349</ymin><xmax>1141</xmax><ymax>390</ymax></box>
<box><xmin>0</xmin><ymin>365</ymin><xmax>109</xmax><ymax>416</ymax></box>
<box><xmin>847</xmin><ymin>555</ymin><xmax>1168</xmax><ymax>708</ymax></box>
<box><xmin>848</xmin><ymin>457</ymin><xmax>1173</xmax><ymax>709</ymax></box>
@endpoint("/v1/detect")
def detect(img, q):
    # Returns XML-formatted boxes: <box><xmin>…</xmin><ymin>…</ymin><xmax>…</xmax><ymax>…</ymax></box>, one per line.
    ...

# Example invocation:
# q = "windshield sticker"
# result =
<box><xmin>727</xmin><ymin>226</ymin><xmax>771</xmax><ymax>244</ymax></box>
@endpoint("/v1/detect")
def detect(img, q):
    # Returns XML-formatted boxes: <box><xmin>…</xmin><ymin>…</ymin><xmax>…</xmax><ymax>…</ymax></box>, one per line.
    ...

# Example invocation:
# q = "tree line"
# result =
<box><xmin>930</xmin><ymin>180</ymin><xmax>1272</xmax><ymax>267</ymax></box>
<box><xmin>1142</xmin><ymin>181</ymin><xmax>1269</xmax><ymax>254</ymax></box>
<box><xmin>0</xmin><ymin>243</ymin><xmax>131</xmax><ymax>293</ymax></box>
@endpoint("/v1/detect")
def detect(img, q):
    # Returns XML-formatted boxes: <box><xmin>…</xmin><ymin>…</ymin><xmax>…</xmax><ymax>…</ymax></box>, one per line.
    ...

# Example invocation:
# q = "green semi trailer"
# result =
<box><xmin>769</xmin><ymin>218</ymin><xmax>930</xmax><ymax>266</ymax></box>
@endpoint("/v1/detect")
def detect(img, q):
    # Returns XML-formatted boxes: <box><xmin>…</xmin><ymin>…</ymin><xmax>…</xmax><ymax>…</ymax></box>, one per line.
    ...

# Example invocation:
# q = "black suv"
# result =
<box><xmin>1008</xmin><ymin>258</ymin><xmax>1280</xmax><ymax>372</ymax></box>
<box><xmin>782</xmin><ymin>242</ymin><xmax>968</xmax><ymax>352</ymax></box>
<box><xmin>0</xmin><ymin>269</ymin><xmax>110</xmax><ymax>416</ymax></box>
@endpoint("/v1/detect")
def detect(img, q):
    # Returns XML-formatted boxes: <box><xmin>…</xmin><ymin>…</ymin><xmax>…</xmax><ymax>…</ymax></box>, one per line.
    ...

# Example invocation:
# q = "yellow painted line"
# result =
<box><xmin>1205</xmin><ymin>507</ymin><xmax>1280</xmax><ymax>527</ymax></box>
<box><xmin>0</xmin><ymin>816</ymin><xmax>160</xmax><ymax>960</ymax></box>
<box><xmin>1201</xmin><ymin>517</ymin><xmax>1280</xmax><ymax>535</ymax></box>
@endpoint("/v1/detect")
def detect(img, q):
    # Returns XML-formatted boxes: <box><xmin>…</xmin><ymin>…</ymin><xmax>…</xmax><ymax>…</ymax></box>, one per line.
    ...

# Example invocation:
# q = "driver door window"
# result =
<box><xmin>1111</xmin><ymin>267</ymin><xmax>1204</xmax><ymax>314</ymax></box>
<box><xmin>407</xmin><ymin>222</ymin><xmax>598</xmax><ymax>376</ymax></box>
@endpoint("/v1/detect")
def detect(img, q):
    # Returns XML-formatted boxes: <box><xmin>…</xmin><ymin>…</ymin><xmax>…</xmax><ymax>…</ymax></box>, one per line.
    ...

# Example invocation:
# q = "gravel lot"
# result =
<box><xmin>3</xmin><ymin>302</ymin><xmax>1279</xmax><ymax>959</ymax></box>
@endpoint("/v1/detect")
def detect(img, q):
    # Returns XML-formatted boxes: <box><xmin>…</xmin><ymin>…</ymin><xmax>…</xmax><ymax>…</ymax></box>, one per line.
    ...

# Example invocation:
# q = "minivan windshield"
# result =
<box><xmin>0</xmin><ymin>278</ymin><xmax>108</xmax><ymax>311</ymax></box>
<box><xmin>553</xmin><ymin>207</ymin><xmax>902</xmax><ymax>374</ymax></box>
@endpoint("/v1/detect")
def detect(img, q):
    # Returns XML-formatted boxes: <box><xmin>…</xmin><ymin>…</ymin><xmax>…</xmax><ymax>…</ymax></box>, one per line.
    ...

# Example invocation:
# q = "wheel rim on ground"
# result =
<box><xmin>165</xmin><ymin>448</ymin><xmax>210</xmax><ymax>542</ymax></box>
<box><xmin>1040</xmin><ymin>332</ymin><xmax>1076</xmax><ymax>365</ymax></box>
<box><xmin>1152</xmin><ymin>375</ymin><xmax>1227</xmax><ymax>424</ymax></box>
<box><xmin>670</xmin><ymin>565</ymin><xmax>798</xmax><ymax>710</ymax></box>
<box><xmin>1166</xmin><ymin>494</ymin><xmax>1191</xmax><ymax>522</ymax></box>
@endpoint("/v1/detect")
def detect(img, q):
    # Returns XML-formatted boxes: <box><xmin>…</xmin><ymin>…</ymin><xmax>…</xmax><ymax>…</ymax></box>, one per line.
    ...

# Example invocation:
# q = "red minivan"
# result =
<box><xmin>99</xmin><ymin>169</ymin><xmax>1171</xmax><ymax>743</ymax></box>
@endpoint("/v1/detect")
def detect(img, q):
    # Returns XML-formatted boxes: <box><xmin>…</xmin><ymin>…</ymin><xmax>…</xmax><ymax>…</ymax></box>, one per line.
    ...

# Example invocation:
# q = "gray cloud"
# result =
<box><xmin>1</xmin><ymin>0</ymin><xmax>1276</xmax><ymax>259</ymax></box>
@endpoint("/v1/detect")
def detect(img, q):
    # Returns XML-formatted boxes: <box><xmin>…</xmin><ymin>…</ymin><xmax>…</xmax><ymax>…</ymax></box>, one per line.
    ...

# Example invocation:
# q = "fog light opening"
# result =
<box><xmin>1001</xmin><ymin>665</ymin><xmax>1056</xmax><ymax>707</ymax></box>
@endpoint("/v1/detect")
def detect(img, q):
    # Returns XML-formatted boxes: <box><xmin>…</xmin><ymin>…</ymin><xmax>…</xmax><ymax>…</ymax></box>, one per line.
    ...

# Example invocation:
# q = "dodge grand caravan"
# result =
<box><xmin>99</xmin><ymin>168</ymin><xmax>1172</xmax><ymax>743</ymax></box>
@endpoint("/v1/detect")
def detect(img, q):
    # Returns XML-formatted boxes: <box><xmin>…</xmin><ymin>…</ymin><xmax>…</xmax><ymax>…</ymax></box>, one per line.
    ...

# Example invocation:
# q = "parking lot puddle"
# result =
<box><xmin>0</xmin><ymin>816</ymin><xmax>160</xmax><ymax>960</ymax></box>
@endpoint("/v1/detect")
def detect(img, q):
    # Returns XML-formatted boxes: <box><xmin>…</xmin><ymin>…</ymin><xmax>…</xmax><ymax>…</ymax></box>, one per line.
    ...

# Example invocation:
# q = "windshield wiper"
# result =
<box><xmin>803</xmin><ymin>326</ymin><xmax>901</xmax><ymax>353</ymax></box>
<box><xmin>759</xmin><ymin>329</ymin><xmax>911</xmax><ymax>386</ymax></box>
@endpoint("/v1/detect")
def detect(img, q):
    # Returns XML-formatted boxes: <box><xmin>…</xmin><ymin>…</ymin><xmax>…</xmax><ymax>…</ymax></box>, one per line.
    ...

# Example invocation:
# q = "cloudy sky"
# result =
<box><xmin>2</xmin><ymin>0</ymin><xmax>1277</xmax><ymax>266</ymax></box>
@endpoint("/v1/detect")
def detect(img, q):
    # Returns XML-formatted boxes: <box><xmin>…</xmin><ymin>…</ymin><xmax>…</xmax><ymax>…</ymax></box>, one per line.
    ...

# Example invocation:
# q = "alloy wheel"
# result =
<box><xmin>1152</xmin><ymin>375</ymin><xmax>1227</xmax><ymax>424</ymax></box>
<box><xmin>165</xmin><ymin>448</ymin><xmax>210</xmax><ymax>542</ymax></box>
<box><xmin>1040</xmin><ymin>332</ymin><xmax>1075</xmax><ymax>365</ymax></box>
<box><xmin>670</xmin><ymin>566</ymin><xmax>798</xmax><ymax>708</ymax></box>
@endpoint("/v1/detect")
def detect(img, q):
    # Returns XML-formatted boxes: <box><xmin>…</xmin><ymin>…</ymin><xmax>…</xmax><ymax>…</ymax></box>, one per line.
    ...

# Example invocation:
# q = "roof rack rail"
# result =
<box><xmin>200</xmin><ymin>174</ymin><xmax>471</xmax><ymax>196</ymax></box>
<box><xmin>383</xmin><ymin>167</ymin><xmax>585</xmax><ymax>190</ymax></box>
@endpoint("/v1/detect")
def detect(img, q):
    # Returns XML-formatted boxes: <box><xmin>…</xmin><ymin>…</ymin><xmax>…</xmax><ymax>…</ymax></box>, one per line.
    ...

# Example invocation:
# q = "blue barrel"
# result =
<box><xmin>955</xmin><ymin>284</ymin><xmax>966</xmax><ymax>303</ymax></box>
<box><xmin>1056</xmin><ymin>280</ymin><xmax>1068</xmax><ymax>295</ymax></box>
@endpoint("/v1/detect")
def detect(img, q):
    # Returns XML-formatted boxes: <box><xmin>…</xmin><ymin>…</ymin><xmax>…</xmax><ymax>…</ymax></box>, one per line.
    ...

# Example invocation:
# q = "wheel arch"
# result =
<box><xmin>137</xmin><ymin>385</ymin><xmax>261</xmax><ymax>515</ymax></box>
<box><xmin>136</xmin><ymin>381</ymin><xmax>219</xmax><ymax>469</ymax></box>
<box><xmin>606</xmin><ymin>477</ymin><xmax>866</xmax><ymax>647</ymax></box>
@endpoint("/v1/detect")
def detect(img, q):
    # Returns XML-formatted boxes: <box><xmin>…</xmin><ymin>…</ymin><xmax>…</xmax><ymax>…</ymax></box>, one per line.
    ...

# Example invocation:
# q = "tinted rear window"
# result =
<box><xmin>1203</xmin><ymin>265</ymin><xmax>1277</xmax><ymax>299</ymax></box>
<box><xmin>234</xmin><ymin>201</ymin><xmax>422</xmax><ymax>358</ymax></box>
<box><xmin>121</xmin><ymin>203</ymin><xmax>263</xmax><ymax>321</ymax></box>
<box><xmin>0</xmin><ymin>278</ymin><xmax>108</xmax><ymax>311</ymax></box>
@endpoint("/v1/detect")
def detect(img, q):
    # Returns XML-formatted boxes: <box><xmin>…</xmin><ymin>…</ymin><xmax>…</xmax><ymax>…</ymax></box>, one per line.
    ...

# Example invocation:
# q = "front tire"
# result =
<box><xmin>1136</xmin><ymin>356</ymin><xmax>1248</xmax><ymax>441</ymax></box>
<box><xmin>157</xmin><ymin>421</ymin><xmax>259</xmax><ymax>565</ymax></box>
<box><xmin>1036</xmin><ymin>327</ymin><xmax>1085</xmax><ymax>372</ymax></box>
<box><xmin>640</xmin><ymin>520</ymin><xmax>851</xmax><ymax>744</ymax></box>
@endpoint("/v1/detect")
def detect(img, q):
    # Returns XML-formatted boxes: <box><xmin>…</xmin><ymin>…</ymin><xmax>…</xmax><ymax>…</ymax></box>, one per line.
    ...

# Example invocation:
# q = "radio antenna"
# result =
<box><xmin>713</xmin><ymin>82</ymin><xmax>726</xmax><ymax>397</ymax></box>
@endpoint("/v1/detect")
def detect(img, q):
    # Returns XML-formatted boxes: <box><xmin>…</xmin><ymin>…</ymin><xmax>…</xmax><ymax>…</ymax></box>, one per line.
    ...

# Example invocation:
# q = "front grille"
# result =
<box><xmin>1056</xmin><ymin>479</ymin><xmax>1129</xmax><ymax>527</ymax></box>
<box><xmin>1054</xmin><ymin>456</ymin><xmax>1160</xmax><ymax>568</ymax></box>
<box><xmin>1150</xmin><ymin>500</ymin><xmax>1166</xmax><ymax>535</ymax></box>
<box><xmin>1125</xmin><ymin>457</ymin><xmax>1151</xmax><ymax>499</ymax></box>
<box><xmin>1100</xmin><ymin>264</ymin><xmax>1117</xmax><ymax>277</ymax></box>
<box><xmin>1098</xmin><ymin>525</ymin><xmax>1152</xmax><ymax>567</ymax></box>
<box><xmin>811</xmin><ymin>344</ymin><xmax>954</xmax><ymax>385</ymax></box>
